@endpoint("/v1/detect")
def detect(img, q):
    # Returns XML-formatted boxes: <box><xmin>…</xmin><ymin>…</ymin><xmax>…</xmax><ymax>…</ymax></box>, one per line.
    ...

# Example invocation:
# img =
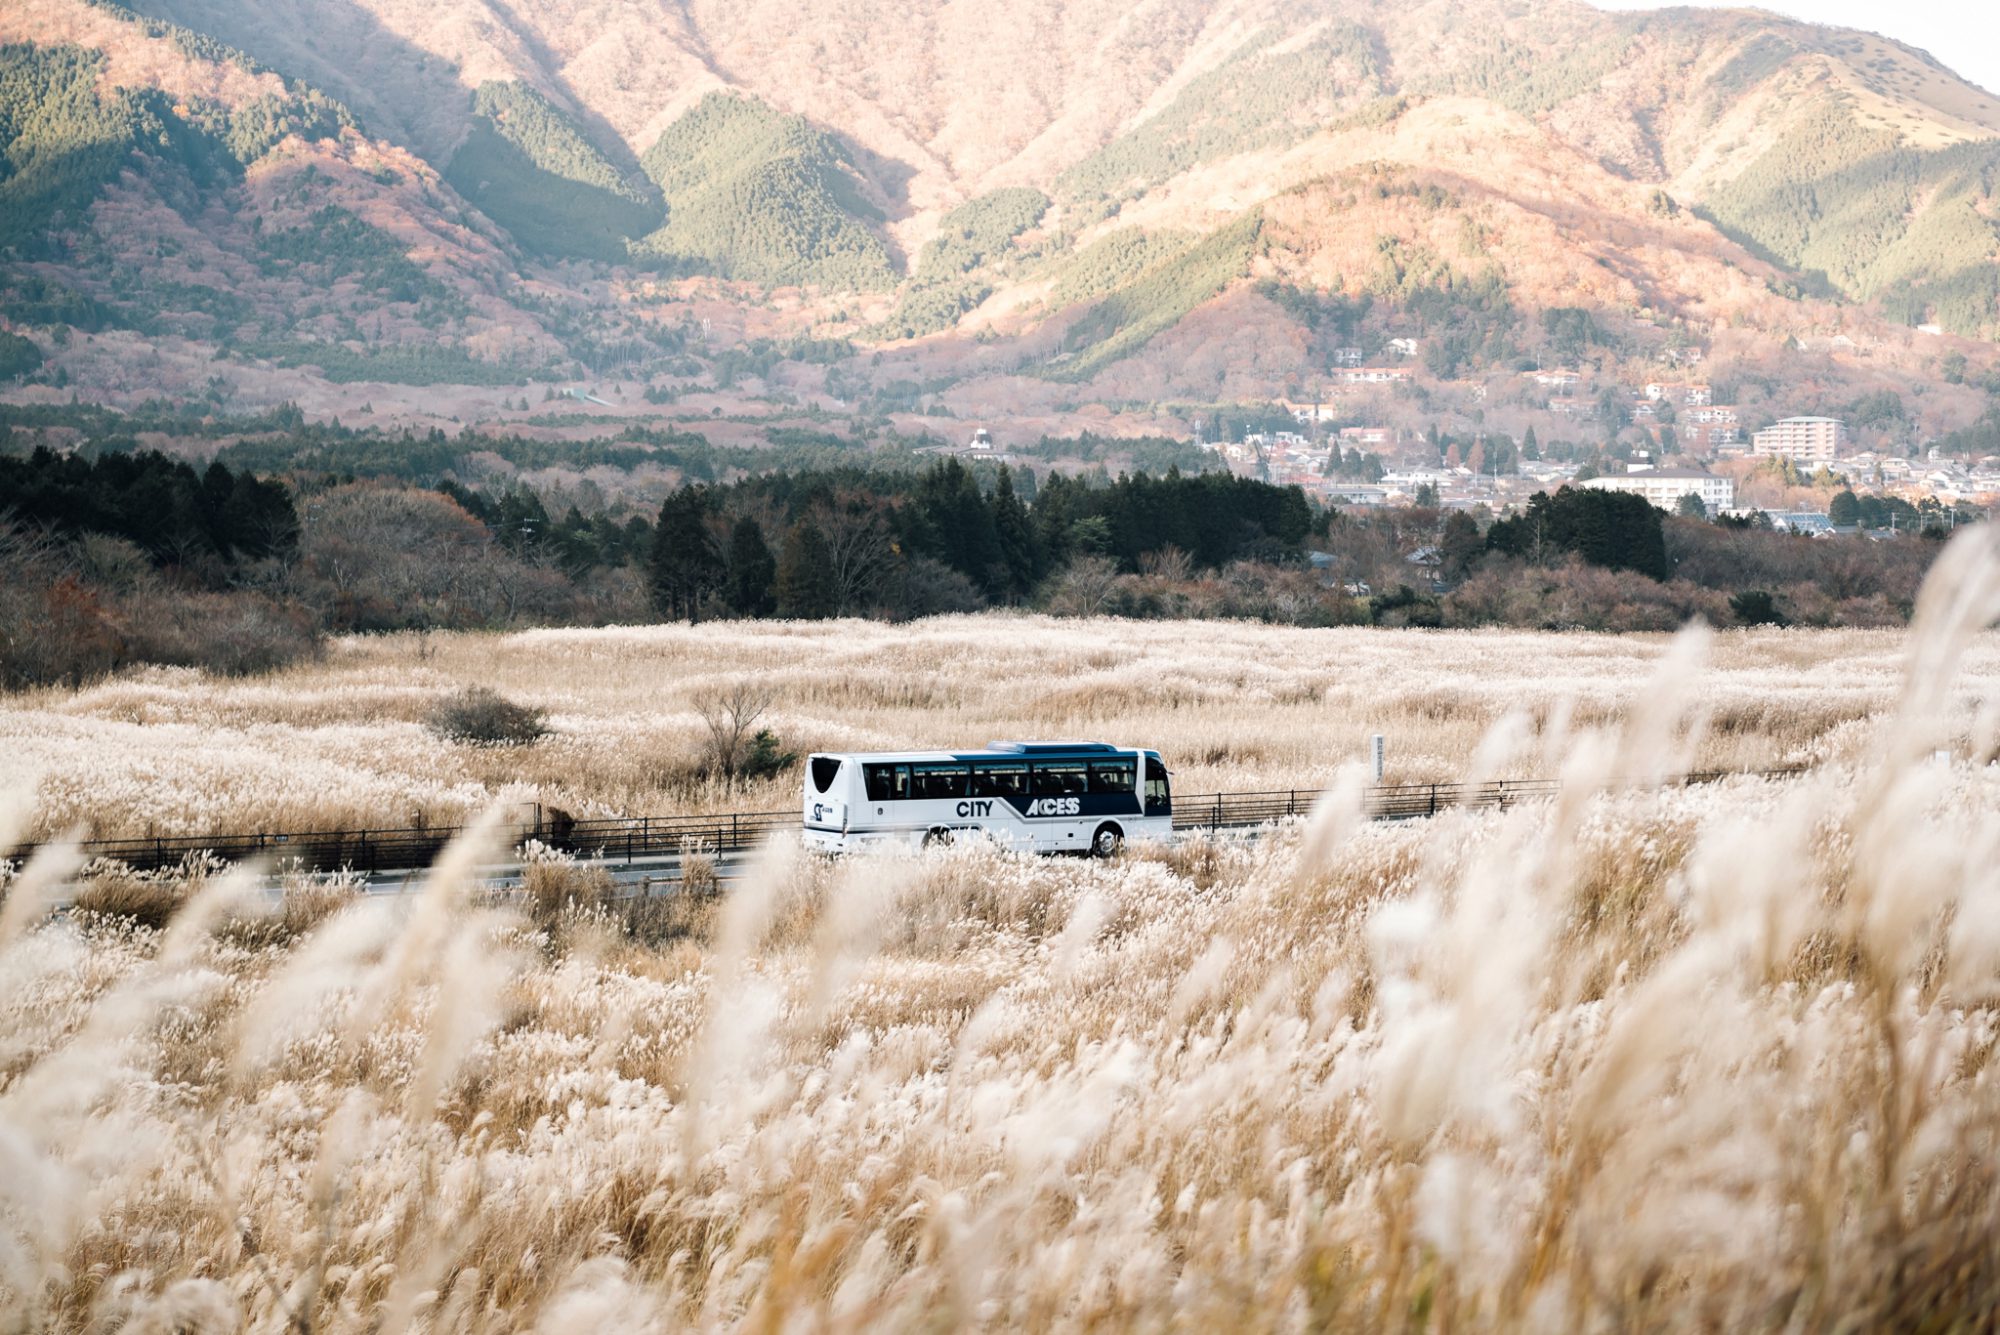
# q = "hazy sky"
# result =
<box><xmin>1586</xmin><ymin>0</ymin><xmax>2000</xmax><ymax>98</ymax></box>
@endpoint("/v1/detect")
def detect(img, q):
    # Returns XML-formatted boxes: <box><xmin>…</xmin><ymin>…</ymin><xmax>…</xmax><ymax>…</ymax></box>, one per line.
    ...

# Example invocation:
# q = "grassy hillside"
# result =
<box><xmin>0</xmin><ymin>40</ymin><xmax>348</xmax><ymax>258</ymax></box>
<box><xmin>0</xmin><ymin>44</ymin><xmax>140</xmax><ymax>257</ymax></box>
<box><xmin>1056</xmin><ymin>23</ymin><xmax>1383</xmax><ymax>213</ymax></box>
<box><xmin>1048</xmin><ymin>210</ymin><xmax>1264</xmax><ymax>382</ymax></box>
<box><xmin>1432</xmin><ymin>19</ymin><xmax>1644</xmax><ymax>117</ymax></box>
<box><xmin>632</xmin><ymin>92</ymin><xmax>892</xmax><ymax>290</ymax></box>
<box><xmin>1702</xmin><ymin>95</ymin><xmax>2000</xmax><ymax>337</ymax></box>
<box><xmin>913</xmin><ymin>186</ymin><xmax>1048</xmax><ymax>283</ymax></box>
<box><xmin>879</xmin><ymin>187</ymin><xmax>1050</xmax><ymax>338</ymax></box>
<box><xmin>443</xmin><ymin>81</ymin><xmax>659</xmax><ymax>264</ymax></box>
<box><xmin>254</xmin><ymin>204</ymin><xmax>452</xmax><ymax>306</ymax></box>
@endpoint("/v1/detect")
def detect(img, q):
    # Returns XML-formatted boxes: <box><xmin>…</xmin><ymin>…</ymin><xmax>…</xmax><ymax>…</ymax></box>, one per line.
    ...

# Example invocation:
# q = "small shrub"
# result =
<box><xmin>519</xmin><ymin>841</ymin><xmax>611</xmax><ymax>932</ymax></box>
<box><xmin>1730</xmin><ymin>589</ymin><xmax>1787</xmax><ymax>626</ymax></box>
<box><xmin>739</xmin><ymin>729</ymin><xmax>798</xmax><ymax>782</ymax></box>
<box><xmin>1369</xmin><ymin>583</ymin><xmax>1444</xmax><ymax>628</ymax></box>
<box><xmin>425</xmin><ymin>687</ymin><xmax>549</xmax><ymax>745</ymax></box>
<box><xmin>69</xmin><ymin>860</ymin><xmax>194</xmax><ymax>929</ymax></box>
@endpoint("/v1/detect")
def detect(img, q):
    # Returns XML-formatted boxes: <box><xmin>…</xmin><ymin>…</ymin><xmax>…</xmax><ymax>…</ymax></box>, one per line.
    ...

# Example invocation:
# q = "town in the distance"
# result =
<box><xmin>1165</xmin><ymin>336</ymin><xmax>1982</xmax><ymax>539</ymax></box>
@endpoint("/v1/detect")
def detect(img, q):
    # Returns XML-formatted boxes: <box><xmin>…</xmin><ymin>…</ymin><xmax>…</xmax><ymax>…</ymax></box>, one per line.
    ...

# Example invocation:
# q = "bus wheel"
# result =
<box><xmin>924</xmin><ymin>827</ymin><xmax>953</xmax><ymax>848</ymax></box>
<box><xmin>1090</xmin><ymin>823</ymin><xmax>1124</xmax><ymax>858</ymax></box>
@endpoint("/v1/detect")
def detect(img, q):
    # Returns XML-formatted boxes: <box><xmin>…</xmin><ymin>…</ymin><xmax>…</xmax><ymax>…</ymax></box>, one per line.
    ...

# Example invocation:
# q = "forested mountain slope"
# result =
<box><xmin>0</xmin><ymin>0</ymin><xmax>1995</xmax><ymax>416</ymax></box>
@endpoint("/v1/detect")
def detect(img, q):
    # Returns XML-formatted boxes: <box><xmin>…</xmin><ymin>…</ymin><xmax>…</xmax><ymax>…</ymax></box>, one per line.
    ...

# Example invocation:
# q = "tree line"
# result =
<box><xmin>645</xmin><ymin>459</ymin><xmax>1316</xmax><ymax>620</ymax></box>
<box><xmin>0</xmin><ymin>440</ymin><xmax>1958</xmax><ymax>691</ymax></box>
<box><xmin>0</xmin><ymin>446</ymin><xmax>298</xmax><ymax>567</ymax></box>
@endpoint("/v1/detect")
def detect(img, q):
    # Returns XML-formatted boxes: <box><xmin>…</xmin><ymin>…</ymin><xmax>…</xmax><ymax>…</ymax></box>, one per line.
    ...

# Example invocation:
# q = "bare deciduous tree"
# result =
<box><xmin>811</xmin><ymin>496</ymin><xmax>897</xmax><ymax>615</ymax></box>
<box><xmin>1046</xmin><ymin>555</ymin><xmax>1123</xmax><ymax>617</ymax></box>
<box><xmin>694</xmin><ymin>681</ymin><xmax>775</xmax><ymax>779</ymax></box>
<box><xmin>1139</xmin><ymin>545</ymin><xmax>1194</xmax><ymax>583</ymax></box>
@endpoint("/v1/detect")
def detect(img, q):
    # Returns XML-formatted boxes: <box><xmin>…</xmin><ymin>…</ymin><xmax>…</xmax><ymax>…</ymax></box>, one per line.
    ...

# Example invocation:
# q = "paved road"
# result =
<box><xmin>348</xmin><ymin>848</ymin><xmax>763</xmax><ymax>896</ymax></box>
<box><xmin>345</xmin><ymin>828</ymin><xmax>1281</xmax><ymax>897</ymax></box>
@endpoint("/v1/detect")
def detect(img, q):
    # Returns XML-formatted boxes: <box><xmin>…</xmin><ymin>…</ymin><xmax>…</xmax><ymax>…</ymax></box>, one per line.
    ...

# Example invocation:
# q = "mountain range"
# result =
<box><xmin>2</xmin><ymin>0</ymin><xmax>1998</xmax><ymax>437</ymax></box>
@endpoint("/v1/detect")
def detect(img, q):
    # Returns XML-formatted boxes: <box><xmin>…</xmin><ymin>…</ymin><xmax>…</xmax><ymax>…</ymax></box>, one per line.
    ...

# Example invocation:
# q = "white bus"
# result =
<box><xmin>801</xmin><ymin>741</ymin><xmax>1172</xmax><ymax>856</ymax></box>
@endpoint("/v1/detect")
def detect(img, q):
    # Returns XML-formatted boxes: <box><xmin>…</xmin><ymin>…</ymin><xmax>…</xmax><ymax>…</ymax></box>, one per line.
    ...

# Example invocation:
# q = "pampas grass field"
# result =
<box><xmin>5</xmin><ymin>532</ymin><xmax>2000</xmax><ymax>1329</ymax></box>
<box><xmin>0</xmin><ymin>614</ymin><xmax>1978</xmax><ymax>841</ymax></box>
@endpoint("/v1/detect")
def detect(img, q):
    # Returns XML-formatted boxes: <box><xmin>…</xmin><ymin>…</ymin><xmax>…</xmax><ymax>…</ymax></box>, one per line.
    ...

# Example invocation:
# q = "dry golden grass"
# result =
<box><xmin>2</xmin><ymin>532</ymin><xmax>2000</xmax><ymax>1328</ymax></box>
<box><xmin>0</xmin><ymin>619</ymin><xmax>1970</xmax><ymax>842</ymax></box>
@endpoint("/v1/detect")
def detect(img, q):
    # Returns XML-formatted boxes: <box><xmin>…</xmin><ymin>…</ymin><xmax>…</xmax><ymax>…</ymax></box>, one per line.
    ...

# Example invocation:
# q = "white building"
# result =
<box><xmin>1582</xmin><ymin>468</ymin><xmax>1734</xmax><ymax>512</ymax></box>
<box><xmin>1643</xmin><ymin>382</ymin><xmax>1713</xmax><ymax>405</ymax></box>
<box><xmin>1753</xmin><ymin>417</ymin><xmax>1847</xmax><ymax>462</ymax></box>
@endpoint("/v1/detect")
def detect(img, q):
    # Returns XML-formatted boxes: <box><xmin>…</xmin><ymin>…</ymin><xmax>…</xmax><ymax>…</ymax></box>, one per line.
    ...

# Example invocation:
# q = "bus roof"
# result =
<box><xmin>984</xmin><ymin>741</ymin><xmax>1122</xmax><ymax>755</ymax></box>
<box><xmin>812</xmin><ymin>742</ymin><xmax>1149</xmax><ymax>764</ymax></box>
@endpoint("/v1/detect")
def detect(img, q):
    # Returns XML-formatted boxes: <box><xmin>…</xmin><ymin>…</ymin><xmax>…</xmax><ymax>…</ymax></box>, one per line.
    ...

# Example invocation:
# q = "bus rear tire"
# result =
<box><xmin>924</xmin><ymin>827</ymin><xmax>952</xmax><ymax>848</ymax></box>
<box><xmin>1090</xmin><ymin>823</ymin><xmax>1124</xmax><ymax>858</ymax></box>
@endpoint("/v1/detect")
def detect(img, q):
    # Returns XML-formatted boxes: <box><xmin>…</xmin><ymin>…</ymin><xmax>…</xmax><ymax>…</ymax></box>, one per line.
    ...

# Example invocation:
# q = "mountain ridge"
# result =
<box><xmin>1</xmin><ymin>0</ymin><xmax>1997</xmax><ymax>438</ymax></box>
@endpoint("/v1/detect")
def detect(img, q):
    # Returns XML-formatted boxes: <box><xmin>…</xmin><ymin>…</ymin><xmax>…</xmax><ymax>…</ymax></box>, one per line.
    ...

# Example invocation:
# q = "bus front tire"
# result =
<box><xmin>924</xmin><ymin>827</ymin><xmax>952</xmax><ymax>848</ymax></box>
<box><xmin>1090</xmin><ymin>823</ymin><xmax>1124</xmax><ymax>858</ymax></box>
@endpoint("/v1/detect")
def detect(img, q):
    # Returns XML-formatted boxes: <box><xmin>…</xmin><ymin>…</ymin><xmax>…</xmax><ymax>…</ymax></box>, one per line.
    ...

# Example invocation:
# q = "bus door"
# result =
<box><xmin>1145</xmin><ymin>756</ymin><xmax>1171</xmax><ymax>817</ymax></box>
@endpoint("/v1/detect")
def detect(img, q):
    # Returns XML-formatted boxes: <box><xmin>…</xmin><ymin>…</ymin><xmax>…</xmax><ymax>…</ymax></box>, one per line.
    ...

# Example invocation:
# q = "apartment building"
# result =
<box><xmin>1752</xmin><ymin>416</ymin><xmax>1847</xmax><ymax>461</ymax></box>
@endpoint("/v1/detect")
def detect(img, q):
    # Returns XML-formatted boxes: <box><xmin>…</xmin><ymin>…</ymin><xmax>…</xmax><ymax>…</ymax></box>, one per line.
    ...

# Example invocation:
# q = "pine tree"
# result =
<box><xmin>725</xmin><ymin>515</ymin><xmax>777</xmax><ymax>617</ymax></box>
<box><xmin>916</xmin><ymin>459</ymin><xmax>1002</xmax><ymax>590</ymax></box>
<box><xmin>649</xmin><ymin>487</ymin><xmax>723</xmax><ymax>620</ymax></box>
<box><xmin>991</xmin><ymin>465</ymin><xmax>1037</xmax><ymax>596</ymax></box>
<box><xmin>775</xmin><ymin>520</ymin><xmax>837</xmax><ymax>618</ymax></box>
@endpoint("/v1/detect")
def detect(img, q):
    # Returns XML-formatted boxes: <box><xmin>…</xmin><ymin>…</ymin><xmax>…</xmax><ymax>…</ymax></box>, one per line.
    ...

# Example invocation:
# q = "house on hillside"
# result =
<box><xmin>1682</xmin><ymin>422</ymin><xmax>1742</xmax><ymax>451</ymax></box>
<box><xmin>1644</xmin><ymin>382</ymin><xmax>1713</xmax><ymax>406</ymax></box>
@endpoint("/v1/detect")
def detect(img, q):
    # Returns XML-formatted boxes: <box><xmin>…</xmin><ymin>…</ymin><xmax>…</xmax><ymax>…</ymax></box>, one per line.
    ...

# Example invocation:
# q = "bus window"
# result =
<box><xmin>1145</xmin><ymin>757</ymin><xmax>1171</xmax><ymax>814</ymax></box>
<box><xmin>1089</xmin><ymin>761</ymin><xmax>1135</xmax><ymax>796</ymax></box>
<box><xmin>912</xmin><ymin>764</ymin><xmax>969</xmax><ymax>800</ymax></box>
<box><xmin>1032</xmin><ymin>763</ymin><xmax>1088</xmax><ymax>796</ymax></box>
<box><xmin>863</xmin><ymin>763</ymin><xmax>910</xmax><ymax>802</ymax></box>
<box><xmin>810</xmin><ymin>756</ymin><xmax>844</xmax><ymax>793</ymax></box>
<box><xmin>972</xmin><ymin>762</ymin><xmax>1029</xmax><ymax>798</ymax></box>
